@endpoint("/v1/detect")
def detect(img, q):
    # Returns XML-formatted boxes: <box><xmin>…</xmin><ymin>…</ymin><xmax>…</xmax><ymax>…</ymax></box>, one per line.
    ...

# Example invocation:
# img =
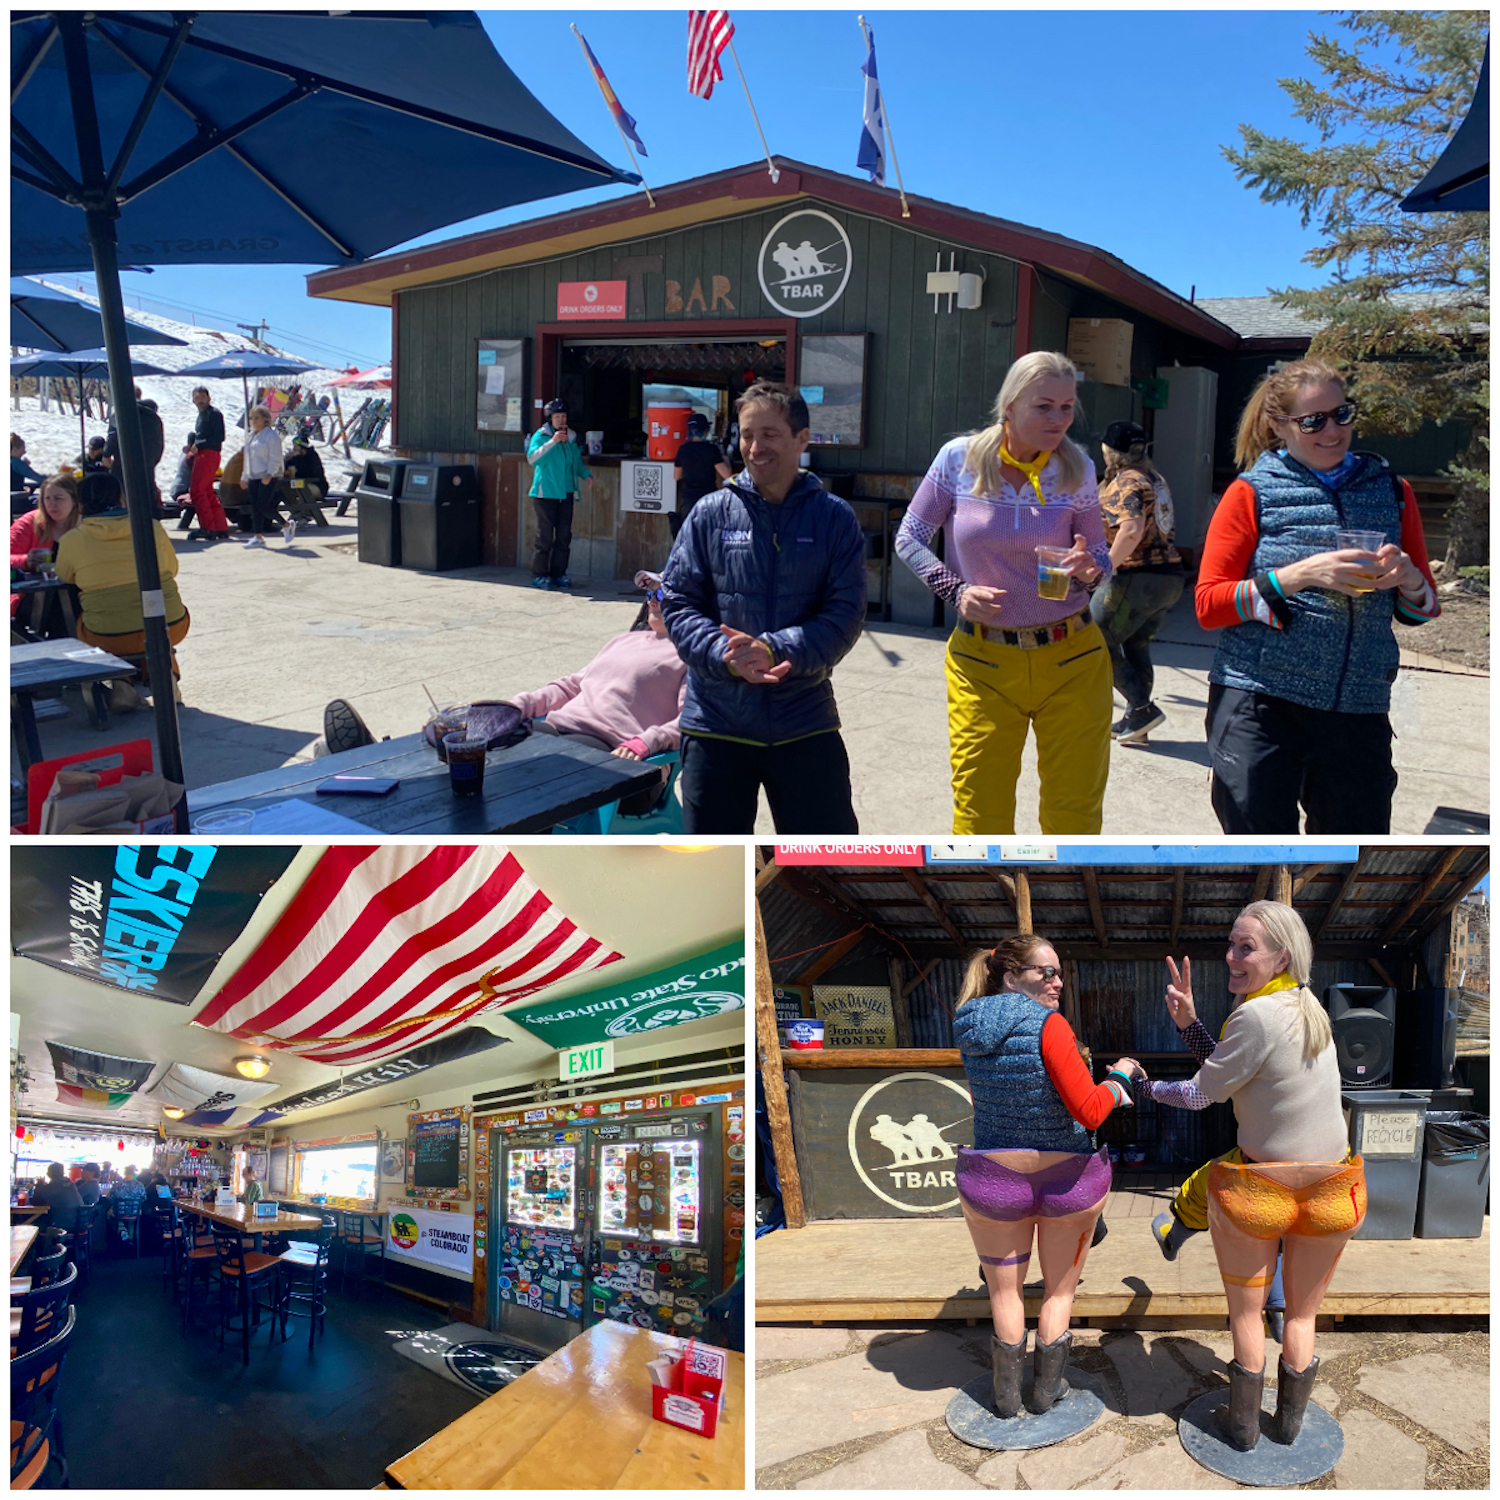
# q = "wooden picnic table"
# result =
<box><xmin>185</xmin><ymin>729</ymin><xmax>664</xmax><ymax>835</ymax></box>
<box><xmin>11</xmin><ymin>639</ymin><xmax>133</xmax><ymax>771</ymax></box>
<box><xmin>11</xmin><ymin>576</ymin><xmax>80</xmax><ymax>641</ymax></box>
<box><xmin>384</xmin><ymin>1321</ymin><xmax>744</xmax><ymax>1490</ymax></box>
<box><xmin>11</xmin><ymin>1227</ymin><xmax>38</xmax><ymax>1276</ymax></box>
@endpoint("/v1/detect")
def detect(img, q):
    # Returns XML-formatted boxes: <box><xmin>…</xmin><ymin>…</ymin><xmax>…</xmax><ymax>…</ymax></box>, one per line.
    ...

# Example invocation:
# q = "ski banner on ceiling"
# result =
<box><xmin>12</xmin><ymin>845</ymin><xmax>298</xmax><ymax>1004</ymax></box>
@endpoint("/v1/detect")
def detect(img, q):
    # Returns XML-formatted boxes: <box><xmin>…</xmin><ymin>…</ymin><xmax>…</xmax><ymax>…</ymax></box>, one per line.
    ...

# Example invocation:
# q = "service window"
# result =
<box><xmin>800</xmin><ymin>334</ymin><xmax>869</xmax><ymax>448</ymax></box>
<box><xmin>477</xmin><ymin>338</ymin><xmax>528</xmax><ymax>433</ymax></box>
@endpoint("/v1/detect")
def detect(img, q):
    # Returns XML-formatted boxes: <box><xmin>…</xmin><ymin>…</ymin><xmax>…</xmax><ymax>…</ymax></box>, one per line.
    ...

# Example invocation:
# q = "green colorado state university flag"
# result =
<box><xmin>508</xmin><ymin>939</ymin><xmax>746</xmax><ymax>1050</ymax></box>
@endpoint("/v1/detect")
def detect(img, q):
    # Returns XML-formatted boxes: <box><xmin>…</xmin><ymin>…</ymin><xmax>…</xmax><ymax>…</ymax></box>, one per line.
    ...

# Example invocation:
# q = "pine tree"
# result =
<box><xmin>1224</xmin><ymin>11</ymin><xmax>1489</xmax><ymax>569</ymax></box>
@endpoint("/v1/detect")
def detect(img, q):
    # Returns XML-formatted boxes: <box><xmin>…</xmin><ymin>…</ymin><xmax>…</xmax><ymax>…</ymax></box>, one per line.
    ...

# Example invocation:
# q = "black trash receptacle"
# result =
<box><xmin>1344</xmin><ymin>1090</ymin><xmax>1428</xmax><ymax>1239</ymax></box>
<box><xmin>355</xmin><ymin>457</ymin><xmax>425</xmax><ymax>567</ymax></box>
<box><xmin>1414</xmin><ymin>1111</ymin><xmax>1489</xmax><ymax>1238</ymax></box>
<box><xmin>397</xmin><ymin>464</ymin><xmax>481</xmax><ymax>572</ymax></box>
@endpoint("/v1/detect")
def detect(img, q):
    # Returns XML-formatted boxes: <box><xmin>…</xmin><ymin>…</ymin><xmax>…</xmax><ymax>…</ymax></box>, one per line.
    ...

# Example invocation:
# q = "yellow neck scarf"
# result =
<box><xmin>1000</xmin><ymin>441</ymin><xmax>1052</xmax><ymax>507</ymax></box>
<box><xmin>1246</xmin><ymin>971</ymin><xmax>1301</xmax><ymax>1001</ymax></box>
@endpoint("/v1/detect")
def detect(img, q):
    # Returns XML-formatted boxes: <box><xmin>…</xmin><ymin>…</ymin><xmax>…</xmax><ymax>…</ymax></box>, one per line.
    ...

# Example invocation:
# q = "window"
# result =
<box><xmin>800</xmin><ymin>333</ymin><xmax>869</xmax><ymax>448</ymax></box>
<box><xmin>296</xmin><ymin>1144</ymin><xmax>379</xmax><ymax>1201</ymax></box>
<box><xmin>476</xmin><ymin>338</ymin><xmax>528</xmax><ymax>433</ymax></box>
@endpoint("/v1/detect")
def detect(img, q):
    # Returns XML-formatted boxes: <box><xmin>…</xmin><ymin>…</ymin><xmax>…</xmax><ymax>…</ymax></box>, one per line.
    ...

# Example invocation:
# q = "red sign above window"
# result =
<box><xmin>557</xmin><ymin>280</ymin><xmax>628</xmax><ymax>320</ymax></box>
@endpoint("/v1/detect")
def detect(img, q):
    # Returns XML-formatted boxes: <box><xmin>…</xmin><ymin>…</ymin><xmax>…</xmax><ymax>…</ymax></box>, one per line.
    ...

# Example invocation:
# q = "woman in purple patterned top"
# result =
<box><xmin>895</xmin><ymin>352</ymin><xmax>1114</xmax><ymax>833</ymax></box>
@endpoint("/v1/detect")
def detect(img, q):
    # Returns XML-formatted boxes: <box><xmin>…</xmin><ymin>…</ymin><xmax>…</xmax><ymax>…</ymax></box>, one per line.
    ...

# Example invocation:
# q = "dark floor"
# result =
<box><xmin>52</xmin><ymin>1233</ymin><xmax>482</xmax><ymax>1489</ymax></box>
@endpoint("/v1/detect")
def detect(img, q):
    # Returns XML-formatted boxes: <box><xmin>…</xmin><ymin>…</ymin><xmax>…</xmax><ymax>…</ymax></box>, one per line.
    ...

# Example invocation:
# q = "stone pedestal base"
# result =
<box><xmin>946</xmin><ymin>1365</ymin><xmax>1108</xmax><ymax>1452</ymax></box>
<box><xmin>1178</xmin><ymin>1386</ymin><xmax>1343</xmax><ymax>1486</ymax></box>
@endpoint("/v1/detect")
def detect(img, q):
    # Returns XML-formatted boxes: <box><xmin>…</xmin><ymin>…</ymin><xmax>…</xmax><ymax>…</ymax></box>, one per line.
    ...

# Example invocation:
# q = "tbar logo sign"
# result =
<box><xmin>846</xmin><ymin>1072</ymin><xmax>972</xmax><ymax>1213</ymax></box>
<box><xmin>757</xmin><ymin>209</ymin><xmax>853</xmax><ymax>320</ymax></box>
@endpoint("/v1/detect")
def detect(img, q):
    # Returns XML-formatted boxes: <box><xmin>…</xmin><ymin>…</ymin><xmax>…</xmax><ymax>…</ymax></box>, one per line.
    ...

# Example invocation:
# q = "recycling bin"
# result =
<box><xmin>396</xmin><ymin>463</ymin><xmax>481</xmax><ymax>572</ymax></box>
<box><xmin>354</xmin><ymin>457</ymin><xmax>423</xmax><ymax>568</ymax></box>
<box><xmin>1414</xmin><ymin>1111</ymin><xmax>1489</xmax><ymax>1238</ymax></box>
<box><xmin>1343</xmin><ymin>1090</ymin><xmax>1428</xmax><ymax>1239</ymax></box>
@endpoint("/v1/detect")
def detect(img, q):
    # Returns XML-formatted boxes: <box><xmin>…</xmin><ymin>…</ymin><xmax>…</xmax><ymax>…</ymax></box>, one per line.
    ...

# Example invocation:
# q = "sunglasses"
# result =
<box><xmin>1019</xmin><ymin>965</ymin><xmax>1063</xmax><ymax>982</ymax></box>
<box><xmin>1287</xmin><ymin>402</ymin><xmax>1357</xmax><ymax>434</ymax></box>
<box><xmin>644</xmin><ymin>587</ymin><xmax>665</xmax><ymax>602</ymax></box>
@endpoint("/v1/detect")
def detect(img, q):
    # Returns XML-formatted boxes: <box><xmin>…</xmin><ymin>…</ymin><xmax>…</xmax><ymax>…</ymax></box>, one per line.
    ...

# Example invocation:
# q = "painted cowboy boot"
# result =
<box><xmin>1270</xmin><ymin>1353</ymin><xmax>1320</xmax><ymax>1444</ymax></box>
<box><xmin>1215</xmin><ymin>1359</ymin><xmax>1265</xmax><ymax>1450</ymax></box>
<box><xmin>1026</xmin><ymin>1330</ymin><xmax>1072</xmax><ymax>1414</ymax></box>
<box><xmin>990</xmin><ymin>1333</ymin><xmax>1026</xmax><ymax>1419</ymax></box>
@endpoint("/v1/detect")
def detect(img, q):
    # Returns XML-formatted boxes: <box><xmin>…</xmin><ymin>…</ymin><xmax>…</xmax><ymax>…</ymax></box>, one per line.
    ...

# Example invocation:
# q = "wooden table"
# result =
<box><xmin>11</xmin><ymin>576</ymin><xmax>81</xmax><ymax>642</ymax></box>
<box><xmin>9</xmin><ymin>1205</ymin><xmax>47</xmax><ymax>1223</ymax></box>
<box><xmin>11</xmin><ymin>1227</ymin><xmax>38</xmax><ymax>1275</ymax></box>
<box><xmin>10</xmin><ymin>639</ymin><xmax>132</xmax><ymax>770</ymax></box>
<box><xmin>185</xmin><ymin>729</ymin><xmax>664</xmax><ymax>834</ymax></box>
<box><xmin>384</xmin><ymin>1322</ymin><xmax>744</xmax><ymax>1490</ymax></box>
<box><xmin>181</xmin><ymin>1200</ymin><xmax>323</xmax><ymax>1251</ymax></box>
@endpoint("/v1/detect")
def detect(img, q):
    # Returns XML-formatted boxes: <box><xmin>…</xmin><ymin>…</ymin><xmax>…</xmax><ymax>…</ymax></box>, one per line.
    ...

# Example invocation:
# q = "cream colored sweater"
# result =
<box><xmin>1193</xmin><ymin>989</ymin><xmax>1349</xmax><ymax>1163</ymax></box>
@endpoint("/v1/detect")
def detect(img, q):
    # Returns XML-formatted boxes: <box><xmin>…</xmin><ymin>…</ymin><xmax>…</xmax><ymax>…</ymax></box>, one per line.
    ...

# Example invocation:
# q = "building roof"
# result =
<box><xmin>1197</xmin><ymin>289</ymin><xmax>1484</xmax><ymax>344</ymax></box>
<box><xmin>308</xmin><ymin>156</ymin><xmax>1238</xmax><ymax>349</ymax></box>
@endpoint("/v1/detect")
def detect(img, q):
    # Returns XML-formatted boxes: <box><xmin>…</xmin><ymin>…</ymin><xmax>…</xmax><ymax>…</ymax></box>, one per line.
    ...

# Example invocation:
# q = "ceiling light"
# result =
<box><xmin>661</xmin><ymin>844</ymin><xmax>718</xmax><ymax>853</ymax></box>
<box><xmin>162</xmin><ymin>1106</ymin><xmax>185</xmax><ymax>1120</ymax></box>
<box><xmin>234</xmin><ymin>1055</ymin><xmax>271</xmax><ymax>1080</ymax></box>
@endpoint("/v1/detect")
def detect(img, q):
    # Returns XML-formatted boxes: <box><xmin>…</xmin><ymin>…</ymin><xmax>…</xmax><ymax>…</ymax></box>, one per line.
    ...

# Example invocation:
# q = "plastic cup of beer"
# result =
<box><xmin>443</xmin><ymin>732</ymin><xmax>488</xmax><ymax>798</ymax></box>
<box><xmin>429</xmin><ymin>704</ymin><xmax>470</xmax><ymax>762</ymax></box>
<box><xmin>1336</xmin><ymin>529</ymin><xmax>1386</xmax><ymax>592</ymax></box>
<box><xmin>1035</xmin><ymin>545</ymin><xmax>1072</xmax><ymax>601</ymax></box>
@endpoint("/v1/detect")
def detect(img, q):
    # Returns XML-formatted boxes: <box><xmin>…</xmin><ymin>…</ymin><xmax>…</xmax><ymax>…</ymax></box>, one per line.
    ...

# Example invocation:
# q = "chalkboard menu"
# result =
<box><xmin>405</xmin><ymin>1105</ymin><xmax>471</xmax><ymax>1201</ymax></box>
<box><xmin>413</xmin><ymin>1117</ymin><xmax>462</xmax><ymax>1189</ymax></box>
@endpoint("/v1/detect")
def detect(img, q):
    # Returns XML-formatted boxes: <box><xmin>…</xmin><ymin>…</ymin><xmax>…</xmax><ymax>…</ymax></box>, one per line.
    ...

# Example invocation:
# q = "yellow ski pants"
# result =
<box><xmin>945</xmin><ymin>617</ymin><xmax>1113</xmax><ymax>834</ymax></box>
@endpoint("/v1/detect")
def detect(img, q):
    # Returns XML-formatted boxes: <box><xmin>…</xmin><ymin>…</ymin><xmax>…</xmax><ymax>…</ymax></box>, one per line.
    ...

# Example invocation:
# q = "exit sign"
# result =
<box><xmin>559</xmin><ymin>1040</ymin><xmax>615</xmax><ymax>1082</ymax></box>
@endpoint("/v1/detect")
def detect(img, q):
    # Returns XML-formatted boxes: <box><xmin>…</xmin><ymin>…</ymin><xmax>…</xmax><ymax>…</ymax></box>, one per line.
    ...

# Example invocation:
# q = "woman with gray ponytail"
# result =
<box><xmin>1142</xmin><ymin>900</ymin><xmax>1365</xmax><ymax>1454</ymax></box>
<box><xmin>953</xmin><ymin>933</ymin><xmax>1139</xmax><ymax>1425</ymax></box>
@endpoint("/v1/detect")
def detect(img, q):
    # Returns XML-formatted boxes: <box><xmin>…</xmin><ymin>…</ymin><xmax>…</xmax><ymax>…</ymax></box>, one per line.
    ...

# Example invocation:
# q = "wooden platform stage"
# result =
<box><xmin>756</xmin><ymin>1176</ymin><xmax>1490</xmax><ymax>1326</ymax></box>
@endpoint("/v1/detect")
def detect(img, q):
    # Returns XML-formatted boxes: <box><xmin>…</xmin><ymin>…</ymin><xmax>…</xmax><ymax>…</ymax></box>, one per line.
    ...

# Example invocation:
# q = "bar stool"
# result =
<box><xmin>337</xmin><ymin>1210</ymin><xmax>387</xmax><ymax>1297</ymax></box>
<box><xmin>112</xmin><ymin>1200</ymin><xmax>142</xmax><ymax>1257</ymax></box>
<box><xmin>27</xmin><ymin>1246</ymin><xmax>67</xmax><ymax>1290</ymax></box>
<box><xmin>211</xmin><ymin>1224</ymin><xmax>282</xmax><ymax>1366</ymax></box>
<box><xmin>275</xmin><ymin>1214</ymin><xmax>336</xmax><ymax>1352</ymax></box>
<box><xmin>10</xmin><ymin>1262</ymin><xmax>77</xmax><ymax>1360</ymax></box>
<box><xmin>10</xmin><ymin>1305</ymin><xmax>76</xmax><ymax>1490</ymax></box>
<box><xmin>59</xmin><ymin>1206</ymin><xmax>94</xmax><ymax>1294</ymax></box>
<box><xmin>179</xmin><ymin>1212</ymin><xmax>221</xmax><ymax>1330</ymax></box>
<box><xmin>159</xmin><ymin>1201</ymin><xmax>185</xmax><ymax>1294</ymax></box>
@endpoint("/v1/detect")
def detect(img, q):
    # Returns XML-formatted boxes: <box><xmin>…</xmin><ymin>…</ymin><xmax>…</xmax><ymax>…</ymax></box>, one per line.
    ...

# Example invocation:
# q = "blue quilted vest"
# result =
<box><xmin>953</xmin><ymin>991</ymin><xmax>1093</xmax><ymax>1153</ymax></box>
<box><xmin>1210</xmin><ymin>451</ymin><xmax>1403</xmax><ymax>715</ymax></box>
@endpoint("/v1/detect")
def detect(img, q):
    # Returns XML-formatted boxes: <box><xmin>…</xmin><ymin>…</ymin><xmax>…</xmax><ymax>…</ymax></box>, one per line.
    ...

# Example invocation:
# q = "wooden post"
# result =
<box><xmin>887</xmin><ymin>955</ymin><xmax>912</xmax><ymax>1048</ymax></box>
<box><xmin>1062</xmin><ymin>958</ymin><xmax>1082</xmax><ymax>1033</ymax></box>
<box><xmin>1014</xmin><ymin>871</ymin><xmax>1032</xmax><ymax>934</ymax></box>
<box><xmin>756</xmin><ymin>888</ymin><xmax>805</xmax><ymax>1228</ymax></box>
<box><xmin>1275</xmin><ymin>865</ymin><xmax>1292</xmax><ymax>905</ymax></box>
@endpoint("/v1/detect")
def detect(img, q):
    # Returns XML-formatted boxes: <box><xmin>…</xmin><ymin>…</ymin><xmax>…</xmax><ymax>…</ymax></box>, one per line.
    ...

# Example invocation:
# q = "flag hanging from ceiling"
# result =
<box><xmin>146</xmin><ymin>1062</ymin><xmax>280</xmax><ymax>1112</ymax></box>
<box><xmin>46</xmin><ymin>1041</ymin><xmax>156</xmax><ymax>1095</ymax></box>
<box><xmin>856</xmin><ymin>26</ymin><xmax>886</xmax><ymax>186</ymax></box>
<box><xmin>56</xmin><ymin>1083</ymin><xmax>136</xmax><ymax>1111</ymax></box>
<box><xmin>688</xmin><ymin>11</ymin><xmax>734</xmax><ymax>100</ymax></box>
<box><xmin>577</xmin><ymin>29</ymin><xmax>648</xmax><ymax>156</ymax></box>
<box><xmin>192</xmin><ymin>847</ymin><xmax>623</xmax><ymax>1066</ymax></box>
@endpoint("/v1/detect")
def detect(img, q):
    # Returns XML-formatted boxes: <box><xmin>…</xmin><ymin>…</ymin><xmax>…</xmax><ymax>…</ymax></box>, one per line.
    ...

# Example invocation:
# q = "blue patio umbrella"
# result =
<box><xmin>11</xmin><ymin>345</ymin><xmax>178</xmax><ymax>456</ymax></box>
<box><xmin>1401</xmin><ymin>41</ymin><xmax>1489</xmax><ymax>212</ymax></box>
<box><xmin>174</xmin><ymin>349</ymin><xmax>322</xmax><ymax>423</ymax></box>
<box><xmin>10</xmin><ymin>275</ymin><xmax>187</xmax><ymax>353</ymax></box>
<box><xmin>11</xmin><ymin>10</ymin><xmax>637</xmax><ymax>828</ymax></box>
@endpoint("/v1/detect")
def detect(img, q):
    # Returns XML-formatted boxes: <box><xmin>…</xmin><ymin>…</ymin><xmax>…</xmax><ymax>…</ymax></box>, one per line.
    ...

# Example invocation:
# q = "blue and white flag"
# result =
<box><xmin>856</xmin><ymin>27</ymin><xmax>886</xmax><ymax>186</ymax></box>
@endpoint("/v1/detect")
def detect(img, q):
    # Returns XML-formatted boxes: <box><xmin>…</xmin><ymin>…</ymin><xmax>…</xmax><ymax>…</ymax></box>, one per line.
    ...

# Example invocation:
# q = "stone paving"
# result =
<box><xmin>754</xmin><ymin>1320</ymin><xmax>1489</xmax><ymax>1489</ymax></box>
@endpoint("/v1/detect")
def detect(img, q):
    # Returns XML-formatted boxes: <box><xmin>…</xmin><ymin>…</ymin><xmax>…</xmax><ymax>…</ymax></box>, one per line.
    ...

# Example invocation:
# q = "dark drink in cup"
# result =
<box><xmin>443</xmin><ymin>732</ymin><xmax>487</xmax><ymax>797</ymax></box>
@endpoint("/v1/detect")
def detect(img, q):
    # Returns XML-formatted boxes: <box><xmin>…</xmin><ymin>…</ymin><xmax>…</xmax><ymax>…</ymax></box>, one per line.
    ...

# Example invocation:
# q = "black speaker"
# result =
<box><xmin>1323</xmin><ymin>985</ymin><xmax>1396</xmax><ymax>1089</ymax></box>
<box><xmin>1392</xmin><ymin>986</ymin><xmax>1463</xmax><ymax>1090</ymax></box>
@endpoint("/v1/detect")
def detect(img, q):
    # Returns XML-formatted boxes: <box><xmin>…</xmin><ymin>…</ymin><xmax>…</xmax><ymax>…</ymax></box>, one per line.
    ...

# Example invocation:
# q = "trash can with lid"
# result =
<box><xmin>1343</xmin><ymin>1090</ymin><xmax>1428</xmax><ymax>1239</ymax></box>
<box><xmin>355</xmin><ymin>457</ymin><xmax>425</xmax><ymax>567</ymax></box>
<box><xmin>396</xmin><ymin>463</ymin><xmax>481</xmax><ymax>572</ymax></box>
<box><xmin>1414</xmin><ymin>1111</ymin><xmax>1489</xmax><ymax>1238</ymax></box>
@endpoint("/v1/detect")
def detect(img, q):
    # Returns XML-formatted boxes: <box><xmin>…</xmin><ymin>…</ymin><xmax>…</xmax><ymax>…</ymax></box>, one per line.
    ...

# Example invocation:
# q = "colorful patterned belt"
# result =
<box><xmin>956</xmin><ymin>607</ymin><xmax>1092</xmax><ymax>650</ymax></box>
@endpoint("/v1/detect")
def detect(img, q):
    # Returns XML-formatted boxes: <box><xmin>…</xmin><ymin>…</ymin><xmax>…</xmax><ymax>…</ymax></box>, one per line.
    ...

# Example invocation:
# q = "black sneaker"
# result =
<box><xmin>323</xmin><ymin>698</ymin><xmax>376</xmax><ymax>754</ymax></box>
<box><xmin>1114</xmin><ymin>703</ymin><xmax>1166</xmax><ymax>746</ymax></box>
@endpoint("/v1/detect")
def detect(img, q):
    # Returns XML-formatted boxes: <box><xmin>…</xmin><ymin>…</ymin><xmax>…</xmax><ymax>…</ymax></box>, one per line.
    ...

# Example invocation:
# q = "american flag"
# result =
<box><xmin>687</xmin><ymin>10</ymin><xmax>734</xmax><ymax>100</ymax></box>
<box><xmin>193</xmin><ymin>847</ymin><xmax>622</xmax><ymax>1067</ymax></box>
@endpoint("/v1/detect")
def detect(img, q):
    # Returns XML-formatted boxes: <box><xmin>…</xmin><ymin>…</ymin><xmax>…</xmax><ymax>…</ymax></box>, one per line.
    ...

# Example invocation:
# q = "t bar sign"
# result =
<box><xmin>559</xmin><ymin>1039</ymin><xmax>615</xmax><ymax>1082</ymax></box>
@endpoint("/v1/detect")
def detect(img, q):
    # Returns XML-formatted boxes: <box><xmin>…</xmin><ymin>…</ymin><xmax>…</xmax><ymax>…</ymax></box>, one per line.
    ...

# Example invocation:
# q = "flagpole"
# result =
<box><xmin>858</xmin><ymin>15</ymin><xmax>910</xmax><ymax>218</ymax></box>
<box><xmin>725</xmin><ymin>36</ymin><xmax>780</xmax><ymax>184</ymax></box>
<box><xmin>571</xmin><ymin>24</ymin><xmax>656</xmax><ymax>208</ymax></box>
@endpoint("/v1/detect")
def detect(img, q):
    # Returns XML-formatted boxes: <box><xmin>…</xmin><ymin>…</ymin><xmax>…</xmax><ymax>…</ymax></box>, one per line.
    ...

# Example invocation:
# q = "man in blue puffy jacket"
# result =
<box><xmin>662</xmin><ymin>382</ymin><xmax>866</xmax><ymax>833</ymax></box>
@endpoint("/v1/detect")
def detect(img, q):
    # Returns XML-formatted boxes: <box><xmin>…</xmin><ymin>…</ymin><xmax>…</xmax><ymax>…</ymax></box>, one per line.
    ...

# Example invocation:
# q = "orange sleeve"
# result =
<box><xmin>1194</xmin><ymin>480</ymin><xmax>1274</xmax><ymax>630</ymax></box>
<box><xmin>1395</xmin><ymin>480</ymin><xmax>1440</xmax><ymax>623</ymax></box>
<box><xmin>1040</xmin><ymin>1011</ymin><xmax>1128</xmax><ymax>1130</ymax></box>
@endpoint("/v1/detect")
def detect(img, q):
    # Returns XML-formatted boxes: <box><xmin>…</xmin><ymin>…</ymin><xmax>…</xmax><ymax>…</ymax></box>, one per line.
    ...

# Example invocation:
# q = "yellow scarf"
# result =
<box><xmin>1000</xmin><ymin>442</ymin><xmax>1052</xmax><ymax>507</ymax></box>
<box><xmin>1246</xmin><ymin>972</ymin><xmax>1301</xmax><ymax>1001</ymax></box>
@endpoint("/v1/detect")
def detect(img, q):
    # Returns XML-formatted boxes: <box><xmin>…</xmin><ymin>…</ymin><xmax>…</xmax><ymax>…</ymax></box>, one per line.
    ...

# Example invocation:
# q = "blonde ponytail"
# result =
<box><xmin>963</xmin><ymin>351</ymin><xmax>1090</xmax><ymax>499</ymax></box>
<box><xmin>1236</xmin><ymin>899</ymin><xmax>1332</xmax><ymax>1062</ymax></box>
<box><xmin>956</xmin><ymin>935</ymin><xmax>1049</xmax><ymax>1008</ymax></box>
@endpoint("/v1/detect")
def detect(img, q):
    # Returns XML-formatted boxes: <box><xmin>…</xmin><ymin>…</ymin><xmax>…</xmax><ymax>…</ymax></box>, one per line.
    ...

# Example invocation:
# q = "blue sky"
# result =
<box><xmin>64</xmin><ymin>10</ymin><xmax>1382</xmax><ymax>367</ymax></box>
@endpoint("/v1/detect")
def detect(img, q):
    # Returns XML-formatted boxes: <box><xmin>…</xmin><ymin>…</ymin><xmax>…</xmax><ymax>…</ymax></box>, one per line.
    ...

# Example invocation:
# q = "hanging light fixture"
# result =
<box><xmin>162</xmin><ymin>1106</ymin><xmax>186</xmax><ymax>1120</ymax></box>
<box><xmin>234</xmin><ymin>1055</ymin><xmax>271</xmax><ymax>1080</ymax></box>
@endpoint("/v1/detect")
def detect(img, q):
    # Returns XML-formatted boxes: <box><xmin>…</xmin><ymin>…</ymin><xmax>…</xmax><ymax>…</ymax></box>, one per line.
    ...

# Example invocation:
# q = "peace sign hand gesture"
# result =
<box><xmin>1165</xmin><ymin>956</ymin><xmax>1196</xmax><ymax>1029</ymax></box>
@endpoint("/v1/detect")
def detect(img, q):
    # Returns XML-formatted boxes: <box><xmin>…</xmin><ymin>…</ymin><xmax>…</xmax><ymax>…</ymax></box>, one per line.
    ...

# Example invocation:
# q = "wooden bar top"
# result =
<box><xmin>781</xmin><ymin>1048</ymin><xmax>962</xmax><ymax>1068</ymax></box>
<box><xmin>181</xmin><ymin>1201</ymin><xmax>324</xmax><ymax>1233</ymax></box>
<box><xmin>11</xmin><ymin>1226</ymin><xmax>38</xmax><ymax>1275</ymax></box>
<box><xmin>9</xmin><ymin>1204</ymin><xmax>48</xmax><ymax>1222</ymax></box>
<box><xmin>385</xmin><ymin>1322</ymin><xmax>744</xmax><ymax>1490</ymax></box>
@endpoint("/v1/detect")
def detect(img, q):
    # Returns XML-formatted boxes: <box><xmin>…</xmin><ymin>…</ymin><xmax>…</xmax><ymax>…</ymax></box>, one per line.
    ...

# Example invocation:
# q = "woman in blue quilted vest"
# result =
<box><xmin>1197</xmin><ymin>360</ymin><xmax>1439</xmax><ymax>833</ymax></box>
<box><xmin>953</xmin><ymin>934</ymin><xmax>1140</xmax><ymax>1420</ymax></box>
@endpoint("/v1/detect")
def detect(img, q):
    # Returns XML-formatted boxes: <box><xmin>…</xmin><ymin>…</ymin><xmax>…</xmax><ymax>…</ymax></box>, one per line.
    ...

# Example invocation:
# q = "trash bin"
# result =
<box><xmin>1414</xmin><ymin>1111</ymin><xmax>1489</xmax><ymax>1238</ymax></box>
<box><xmin>396</xmin><ymin>463</ymin><xmax>481</xmax><ymax>572</ymax></box>
<box><xmin>1343</xmin><ymin>1090</ymin><xmax>1428</xmax><ymax>1239</ymax></box>
<box><xmin>354</xmin><ymin>457</ymin><xmax>424</xmax><ymax>567</ymax></box>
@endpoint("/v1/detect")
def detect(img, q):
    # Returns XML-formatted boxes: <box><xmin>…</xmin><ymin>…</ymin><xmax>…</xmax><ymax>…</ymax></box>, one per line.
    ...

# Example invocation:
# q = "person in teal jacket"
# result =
<box><xmin>526</xmin><ymin>398</ymin><xmax>592</xmax><ymax>589</ymax></box>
